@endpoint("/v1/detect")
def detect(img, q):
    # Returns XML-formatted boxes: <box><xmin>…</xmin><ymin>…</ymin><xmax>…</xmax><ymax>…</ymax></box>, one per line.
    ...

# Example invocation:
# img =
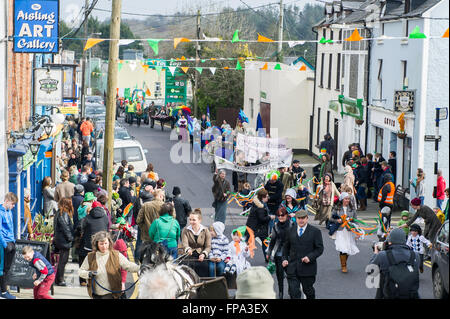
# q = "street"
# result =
<box><xmin>122</xmin><ymin>118</ymin><xmax>434</xmax><ymax>299</ymax></box>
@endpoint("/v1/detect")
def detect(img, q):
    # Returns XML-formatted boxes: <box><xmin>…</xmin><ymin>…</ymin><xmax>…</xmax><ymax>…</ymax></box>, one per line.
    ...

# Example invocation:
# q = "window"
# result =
<box><xmin>375</xmin><ymin>127</ymin><xmax>384</xmax><ymax>154</ymax></box>
<box><xmin>349</xmin><ymin>54</ymin><xmax>359</xmax><ymax>99</ymax></box>
<box><xmin>403</xmin><ymin>19</ymin><xmax>409</xmax><ymax>37</ymax></box>
<box><xmin>317</xmin><ymin>107</ymin><xmax>321</xmax><ymax>146</ymax></box>
<box><xmin>381</xmin><ymin>23</ymin><xmax>385</xmax><ymax>36</ymax></box>
<box><xmin>336</xmin><ymin>53</ymin><xmax>341</xmax><ymax>90</ymax></box>
<box><xmin>327</xmin><ymin>110</ymin><xmax>330</xmax><ymax>133</ymax></box>
<box><xmin>330</xmin><ymin>30</ymin><xmax>334</xmax><ymax>42</ymax></box>
<box><xmin>437</xmin><ymin>222</ymin><xmax>449</xmax><ymax>244</ymax></box>
<box><xmin>249</xmin><ymin>98</ymin><xmax>254</xmax><ymax>119</ymax></box>
<box><xmin>323</xmin><ymin>28</ymin><xmax>326</xmax><ymax>39</ymax></box>
<box><xmin>328</xmin><ymin>54</ymin><xmax>333</xmax><ymax>89</ymax></box>
<box><xmin>401</xmin><ymin>60</ymin><xmax>407</xmax><ymax>88</ymax></box>
<box><xmin>377</xmin><ymin>59</ymin><xmax>383</xmax><ymax>101</ymax></box>
<box><xmin>124</xmin><ymin>147</ymin><xmax>144</xmax><ymax>162</ymax></box>
<box><xmin>363</xmin><ymin>55</ymin><xmax>369</xmax><ymax>100</ymax></box>
<box><xmin>320</xmin><ymin>53</ymin><xmax>325</xmax><ymax>87</ymax></box>
<box><xmin>402</xmin><ymin>137</ymin><xmax>412</xmax><ymax>188</ymax></box>
<box><xmin>339</xmin><ymin>29</ymin><xmax>342</xmax><ymax>41</ymax></box>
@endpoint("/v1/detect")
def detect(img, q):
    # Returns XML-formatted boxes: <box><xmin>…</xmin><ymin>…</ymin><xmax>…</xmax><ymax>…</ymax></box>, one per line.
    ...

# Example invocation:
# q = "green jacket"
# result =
<box><xmin>148</xmin><ymin>214</ymin><xmax>180</xmax><ymax>248</ymax></box>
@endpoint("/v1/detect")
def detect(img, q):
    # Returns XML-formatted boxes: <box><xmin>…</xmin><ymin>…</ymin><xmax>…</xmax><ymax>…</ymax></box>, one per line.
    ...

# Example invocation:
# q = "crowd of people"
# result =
<box><xmin>1</xmin><ymin>110</ymin><xmax>449</xmax><ymax>300</ymax></box>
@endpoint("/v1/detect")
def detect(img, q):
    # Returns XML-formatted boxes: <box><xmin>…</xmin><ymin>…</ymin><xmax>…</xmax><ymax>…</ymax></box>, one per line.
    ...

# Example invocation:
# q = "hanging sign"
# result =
<box><xmin>14</xmin><ymin>0</ymin><xmax>59</xmax><ymax>53</ymax></box>
<box><xmin>34</xmin><ymin>68</ymin><xmax>63</xmax><ymax>106</ymax></box>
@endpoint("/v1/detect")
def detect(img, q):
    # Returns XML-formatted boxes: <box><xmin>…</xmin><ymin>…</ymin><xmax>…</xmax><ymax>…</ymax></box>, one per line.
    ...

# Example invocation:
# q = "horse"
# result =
<box><xmin>137</xmin><ymin>241</ymin><xmax>201</xmax><ymax>299</ymax></box>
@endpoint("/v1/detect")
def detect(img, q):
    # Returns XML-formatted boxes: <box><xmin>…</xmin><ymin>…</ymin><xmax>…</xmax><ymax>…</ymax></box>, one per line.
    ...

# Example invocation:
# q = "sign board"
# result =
<box><xmin>424</xmin><ymin>135</ymin><xmax>442</xmax><ymax>142</ymax></box>
<box><xmin>437</xmin><ymin>107</ymin><xmax>448</xmax><ymax>121</ymax></box>
<box><xmin>14</xmin><ymin>0</ymin><xmax>59</xmax><ymax>53</ymax></box>
<box><xmin>34</xmin><ymin>68</ymin><xmax>63</xmax><ymax>105</ymax></box>
<box><xmin>394</xmin><ymin>90</ymin><xmax>415</xmax><ymax>112</ymax></box>
<box><xmin>6</xmin><ymin>240</ymin><xmax>50</xmax><ymax>289</ymax></box>
<box><xmin>165</xmin><ymin>68</ymin><xmax>187</xmax><ymax>104</ymax></box>
<box><xmin>60</xmin><ymin>101</ymin><xmax>78</xmax><ymax>115</ymax></box>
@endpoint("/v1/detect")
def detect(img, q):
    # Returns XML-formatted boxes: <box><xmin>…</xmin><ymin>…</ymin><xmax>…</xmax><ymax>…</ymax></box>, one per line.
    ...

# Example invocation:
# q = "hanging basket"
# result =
<box><xmin>355</xmin><ymin>119</ymin><xmax>364</xmax><ymax>126</ymax></box>
<box><xmin>397</xmin><ymin>132</ymin><xmax>407</xmax><ymax>139</ymax></box>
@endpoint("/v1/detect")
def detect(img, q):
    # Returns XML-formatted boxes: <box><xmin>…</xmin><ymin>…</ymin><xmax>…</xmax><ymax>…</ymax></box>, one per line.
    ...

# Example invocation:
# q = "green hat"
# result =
<box><xmin>112</xmin><ymin>192</ymin><xmax>119</xmax><ymax>200</ymax></box>
<box><xmin>401</xmin><ymin>210</ymin><xmax>410</xmax><ymax>217</ymax></box>
<box><xmin>84</xmin><ymin>192</ymin><xmax>96</xmax><ymax>202</ymax></box>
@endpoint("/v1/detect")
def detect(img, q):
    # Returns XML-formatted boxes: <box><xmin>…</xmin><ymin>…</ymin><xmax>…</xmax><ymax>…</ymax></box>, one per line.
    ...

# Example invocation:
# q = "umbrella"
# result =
<box><xmin>171</xmin><ymin>105</ymin><xmax>191</xmax><ymax>117</ymax></box>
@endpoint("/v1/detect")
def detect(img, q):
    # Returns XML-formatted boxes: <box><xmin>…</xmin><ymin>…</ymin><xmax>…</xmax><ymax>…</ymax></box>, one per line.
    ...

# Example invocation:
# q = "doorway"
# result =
<box><xmin>260</xmin><ymin>102</ymin><xmax>271</xmax><ymax>136</ymax></box>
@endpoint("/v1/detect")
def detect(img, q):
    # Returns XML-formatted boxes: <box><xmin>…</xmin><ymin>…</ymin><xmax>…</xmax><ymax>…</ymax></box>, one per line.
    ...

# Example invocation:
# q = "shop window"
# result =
<box><xmin>375</xmin><ymin>127</ymin><xmax>384</xmax><ymax>154</ymax></box>
<box><xmin>402</xmin><ymin>137</ymin><xmax>412</xmax><ymax>188</ymax></box>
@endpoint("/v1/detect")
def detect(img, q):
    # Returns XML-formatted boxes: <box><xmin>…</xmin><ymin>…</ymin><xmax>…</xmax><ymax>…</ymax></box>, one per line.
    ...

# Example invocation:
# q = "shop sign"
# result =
<box><xmin>34</xmin><ymin>68</ymin><xmax>63</xmax><ymax>105</ymax></box>
<box><xmin>14</xmin><ymin>0</ymin><xmax>59</xmax><ymax>53</ymax></box>
<box><xmin>338</xmin><ymin>95</ymin><xmax>364</xmax><ymax>121</ymax></box>
<box><xmin>394</xmin><ymin>90</ymin><xmax>415</xmax><ymax>112</ymax></box>
<box><xmin>329</xmin><ymin>100</ymin><xmax>339</xmax><ymax>112</ymax></box>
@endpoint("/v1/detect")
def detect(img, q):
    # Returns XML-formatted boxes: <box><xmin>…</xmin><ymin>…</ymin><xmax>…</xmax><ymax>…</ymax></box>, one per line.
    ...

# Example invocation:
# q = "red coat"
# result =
<box><xmin>437</xmin><ymin>176</ymin><xmax>446</xmax><ymax>200</ymax></box>
<box><xmin>113</xmin><ymin>239</ymin><xmax>128</xmax><ymax>283</ymax></box>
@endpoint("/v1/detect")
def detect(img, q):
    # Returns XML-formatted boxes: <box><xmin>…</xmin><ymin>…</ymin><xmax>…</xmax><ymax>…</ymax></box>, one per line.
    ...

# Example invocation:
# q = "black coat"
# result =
<box><xmin>119</xmin><ymin>186</ymin><xmax>134</xmax><ymax>211</ymax></box>
<box><xmin>246</xmin><ymin>198</ymin><xmax>271</xmax><ymax>239</ymax></box>
<box><xmin>265</xmin><ymin>180</ymin><xmax>284</xmax><ymax>209</ymax></box>
<box><xmin>54</xmin><ymin>212</ymin><xmax>74</xmax><ymax>250</ymax></box>
<box><xmin>72</xmin><ymin>194</ymin><xmax>84</xmax><ymax>228</ymax></box>
<box><xmin>355</xmin><ymin>164</ymin><xmax>371</xmax><ymax>185</ymax></box>
<box><xmin>282</xmin><ymin>223</ymin><xmax>324</xmax><ymax>277</ymax></box>
<box><xmin>173</xmin><ymin>195</ymin><xmax>192</xmax><ymax>228</ymax></box>
<box><xmin>80</xmin><ymin>206</ymin><xmax>109</xmax><ymax>253</ymax></box>
<box><xmin>268</xmin><ymin>219</ymin><xmax>295</xmax><ymax>258</ymax></box>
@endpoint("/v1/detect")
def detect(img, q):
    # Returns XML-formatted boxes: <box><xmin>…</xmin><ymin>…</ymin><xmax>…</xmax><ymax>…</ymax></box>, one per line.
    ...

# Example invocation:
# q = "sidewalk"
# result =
<box><xmin>9</xmin><ymin>259</ymin><xmax>90</xmax><ymax>299</ymax></box>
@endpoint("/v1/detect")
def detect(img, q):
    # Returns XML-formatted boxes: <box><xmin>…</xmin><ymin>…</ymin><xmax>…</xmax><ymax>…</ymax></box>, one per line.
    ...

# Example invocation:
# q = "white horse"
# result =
<box><xmin>137</xmin><ymin>241</ymin><xmax>201</xmax><ymax>299</ymax></box>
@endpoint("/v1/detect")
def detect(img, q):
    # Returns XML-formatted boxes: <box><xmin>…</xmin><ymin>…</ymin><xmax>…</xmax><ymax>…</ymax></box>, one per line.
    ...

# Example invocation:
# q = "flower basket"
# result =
<box><xmin>397</xmin><ymin>132</ymin><xmax>407</xmax><ymax>139</ymax></box>
<box><xmin>355</xmin><ymin>119</ymin><xmax>364</xmax><ymax>126</ymax></box>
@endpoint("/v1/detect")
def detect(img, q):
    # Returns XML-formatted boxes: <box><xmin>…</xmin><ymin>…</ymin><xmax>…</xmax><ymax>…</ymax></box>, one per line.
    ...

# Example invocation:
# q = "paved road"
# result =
<box><xmin>121</xmin><ymin>118</ymin><xmax>435</xmax><ymax>299</ymax></box>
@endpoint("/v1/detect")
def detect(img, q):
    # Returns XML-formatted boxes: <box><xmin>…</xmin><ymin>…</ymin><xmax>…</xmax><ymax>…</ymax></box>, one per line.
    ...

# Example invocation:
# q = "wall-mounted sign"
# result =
<box><xmin>34</xmin><ymin>68</ymin><xmax>63</xmax><ymax>106</ymax></box>
<box><xmin>437</xmin><ymin>107</ymin><xmax>448</xmax><ymax>121</ymax></box>
<box><xmin>338</xmin><ymin>95</ymin><xmax>364</xmax><ymax>121</ymax></box>
<box><xmin>329</xmin><ymin>100</ymin><xmax>339</xmax><ymax>112</ymax></box>
<box><xmin>14</xmin><ymin>0</ymin><xmax>59</xmax><ymax>53</ymax></box>
<box><xmin>394</xmin><ymin>90</ymin><xmax>415</xmax><ymax>112</ymax></box>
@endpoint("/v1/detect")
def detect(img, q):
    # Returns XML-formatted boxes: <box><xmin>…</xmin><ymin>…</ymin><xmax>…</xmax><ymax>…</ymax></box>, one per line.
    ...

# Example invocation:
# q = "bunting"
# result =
<box><xmin>168</xmin><ymin>66</ymin><xmax>177</xmax><ymax>76</ymax></box>
<box><xmin>257</xmin><ymin>33</ymin><xmax>274</xmax><ymax>42</ymax></box>
<box><xmin>346</xmin><ymin>28</ymin><xmax>363</xmax><ymax>41</ymax></box>
<box><xmin>147</xmin><ymin>39</ymin><xmax>162</xmax><ymax>55</ymax></box>
<box><xmin>232</xmin><ymin>30</ymin><xmax>241</xmax><ymax>43</ymax></box>
<box><xmin>443</xmin><ymin>28</ymin><xmax>449</xmax><ymax>38</ymax></box>
<box><xmin>84</xmin><ymin>38</ymin><xmax>105</xmax><ymax>51</ymax></box>
<box><xmin>409</xmin><ymin>26</ymin><xmax>427</xmax><ymax>39</ymax></box>
<box><xmin>181</xmin><ymin>66</ymin><xmax>189</xmax><ymax>73</ymax></box>
<box><xmin>174</xmin><ymin>37</ymin><xmax>191</xmax><ymax>49</ymax></box>
<box><xmin>210</xmin><ymin>67</ymin><xmax>217</xmax><ymax>75</ymax></box>
<box><xmin>274</xmin><ymin>63</ymin><xmax>281</xmax><ymax>70</ymax></box>
<box><xmin>261</xmin><ymin>62</ymin><xmax>268</xmax><ymax>70</ymax></box>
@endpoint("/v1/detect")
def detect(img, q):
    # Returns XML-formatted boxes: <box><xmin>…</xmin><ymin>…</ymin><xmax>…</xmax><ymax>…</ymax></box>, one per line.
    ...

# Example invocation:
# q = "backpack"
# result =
<box><xmin>383</xmin><ymin>249</ymin><xmax>419</xmax><ymax>299</ymax></box>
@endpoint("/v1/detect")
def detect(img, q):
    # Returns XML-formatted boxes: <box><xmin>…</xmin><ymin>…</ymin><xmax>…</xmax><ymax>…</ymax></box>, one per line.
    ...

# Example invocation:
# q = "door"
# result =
<box><xmin>333</xmin><ymin>119</ymin><xmax>339</xmax><ymax>170</ymax></box>
<box><xmin>260</xmin><ymin>102</ymin><xmax>271</xmax><ymax>136</ymax></box>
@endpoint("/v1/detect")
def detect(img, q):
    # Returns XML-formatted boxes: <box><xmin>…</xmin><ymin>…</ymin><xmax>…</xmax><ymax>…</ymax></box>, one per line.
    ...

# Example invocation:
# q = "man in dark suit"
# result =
<box><xmin>282</xmin><ymin>210</ymin><xmax>324</xmax><ymax>299</ymax></box>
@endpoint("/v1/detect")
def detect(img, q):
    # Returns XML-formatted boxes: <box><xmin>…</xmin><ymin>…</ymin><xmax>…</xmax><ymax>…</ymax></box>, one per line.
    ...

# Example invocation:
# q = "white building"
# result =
<box><xmin>367</xmin><ymin>0</ymin><xmax>449</xmax><ymax>207</ymax></box>
<box><xmin>312</xmin><ymin>0</ymin><xmax>370</xmax><ymax>173</ymax></box>
<box><xmin>243</xmin><ymin>60</ymin><xmax>315</xmax><ymax>151</ymax></box>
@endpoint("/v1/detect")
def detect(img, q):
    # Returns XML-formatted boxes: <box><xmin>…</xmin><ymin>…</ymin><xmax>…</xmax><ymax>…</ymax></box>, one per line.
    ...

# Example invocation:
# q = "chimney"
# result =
<box><xmin>404</xmin><ymin>0</ymin><xmax>411</xmax><ymax>14</ymax></box>
<box><xmin>325</xmin><ymin>1</ymin><xmax>333</xmax><ymax>21</ymax></box>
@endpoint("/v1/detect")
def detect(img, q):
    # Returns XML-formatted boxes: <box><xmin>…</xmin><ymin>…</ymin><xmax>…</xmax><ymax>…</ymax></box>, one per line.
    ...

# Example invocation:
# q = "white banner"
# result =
<box><xmin>236</xmin><ymin>133</ymin><xmax>289</xmax><ymax>164</ymax></box>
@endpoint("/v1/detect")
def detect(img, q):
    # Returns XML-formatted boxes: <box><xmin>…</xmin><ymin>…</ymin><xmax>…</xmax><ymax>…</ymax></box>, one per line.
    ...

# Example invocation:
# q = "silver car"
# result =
<box><xmin>432</xmin><ymin>220</ymin><xmax>449</xmax><ymax>299</ymax></box>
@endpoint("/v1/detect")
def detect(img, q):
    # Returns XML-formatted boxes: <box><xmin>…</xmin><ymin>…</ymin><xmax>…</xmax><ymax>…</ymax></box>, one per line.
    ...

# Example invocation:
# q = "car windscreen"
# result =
<box><xmin>115</xmin><ymin>130</ymin><xmax>131</xmax><ymax>139</ymax></box>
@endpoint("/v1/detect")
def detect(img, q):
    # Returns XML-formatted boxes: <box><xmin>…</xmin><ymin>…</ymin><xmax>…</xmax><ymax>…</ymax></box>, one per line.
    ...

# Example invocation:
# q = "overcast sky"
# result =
<box><xmin>61</xmin><ymin>0</ymin><xmax>317</xmax><ymax>25</ymax></box>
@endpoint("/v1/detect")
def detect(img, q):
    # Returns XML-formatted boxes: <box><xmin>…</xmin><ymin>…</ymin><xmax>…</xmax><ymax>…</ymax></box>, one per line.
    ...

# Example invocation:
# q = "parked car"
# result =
<box><xmin>85</xmin><ymin>103</ymin><xmax>106</xmax><ymax>121</ymax></box>
<box><xmin>431</xmin><ymin>220</ymin><xmax>449</xmax><ymax>299</ymax></box>
<box><xmin>96</xmin><ymin>126</ymin><xmax>132</xmax><ymax>140</ymax></box>
<box><xmin>86</xmin><ymin>95</ymin><xmax>104</xmax><ymax>105</ymax></box>
<box><xmin>96</xmin><ymin>139</ymin><xmax>148</xmax><ymax>175</ymax></box>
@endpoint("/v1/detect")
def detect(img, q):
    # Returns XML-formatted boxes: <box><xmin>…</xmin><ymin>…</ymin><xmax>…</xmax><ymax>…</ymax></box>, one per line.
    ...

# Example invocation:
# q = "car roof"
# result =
<box><xmin>97</xmin><ymin>139</ymin><xmax>142</xmax><ymax>148</ymax></box>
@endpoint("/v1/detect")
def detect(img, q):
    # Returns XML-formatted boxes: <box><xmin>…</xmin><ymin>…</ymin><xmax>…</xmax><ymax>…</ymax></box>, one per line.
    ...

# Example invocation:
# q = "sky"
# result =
<box><xmin>61</xmin><ymin>0</ymin><xmax>317</xmax><ymax>25</ymax></box>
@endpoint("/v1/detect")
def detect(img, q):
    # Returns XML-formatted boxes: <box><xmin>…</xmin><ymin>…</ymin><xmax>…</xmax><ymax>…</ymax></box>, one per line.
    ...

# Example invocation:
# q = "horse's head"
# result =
<box><xmin>138</xmin><ymin>241</ymin><xmax>172</xmax><ymax>273</ymax></box>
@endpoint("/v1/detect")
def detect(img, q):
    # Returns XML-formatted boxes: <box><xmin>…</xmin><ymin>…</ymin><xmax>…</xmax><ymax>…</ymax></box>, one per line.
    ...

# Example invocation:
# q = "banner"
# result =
<box><xmin>214</xmin><ymin>150</ymin><xmax>292</xmax><ymax>174</ymax></box>
<box><xmin>236</xmin><ymin>133</ymin><xmax>289</xmax><ymax>164</ymax></box>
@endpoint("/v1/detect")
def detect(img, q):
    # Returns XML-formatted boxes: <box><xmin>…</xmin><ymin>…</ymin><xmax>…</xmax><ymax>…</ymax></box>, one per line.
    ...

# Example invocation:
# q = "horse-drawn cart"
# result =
<box><xmin>150</xmin><ymin>114</ymin><xmax>174</xmax><ymax>131</ymax></box>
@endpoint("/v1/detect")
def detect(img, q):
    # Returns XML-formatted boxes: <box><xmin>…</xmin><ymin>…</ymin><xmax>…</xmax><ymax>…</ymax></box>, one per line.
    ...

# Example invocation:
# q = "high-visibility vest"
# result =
<box><xmin>127</xmin><ymin>102</ymin><xmax>136</xmax><ymax>113</ymax></box>
<box><xmin>378</xmin><ymin>181</ymin><xmax>395</xmax><ymax>204</ymax></box>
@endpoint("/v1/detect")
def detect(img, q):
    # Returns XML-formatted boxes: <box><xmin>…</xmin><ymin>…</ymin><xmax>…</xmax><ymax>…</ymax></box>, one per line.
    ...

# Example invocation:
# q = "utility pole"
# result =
<box><xmin>103</xmin><ymin>0</ymin><xmax>121</xmax><ymax>210</ymax></box>
<box><xmin>194</xmin><ymin>9</ymin><xmax>200</xmax><ymax>118</ymax></box>
<box><xmin>277</xmin><ymin>0</ymin><xmax>284</xmax><ymax>63</ymax></box>
<box><xmin>80</xmin><ymin>0</ymin><xmax>89</xmax><ymax>118</ymax></box>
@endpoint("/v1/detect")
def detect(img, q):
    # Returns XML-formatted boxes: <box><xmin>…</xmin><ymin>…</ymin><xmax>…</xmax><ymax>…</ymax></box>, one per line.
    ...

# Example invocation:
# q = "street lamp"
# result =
<box><xmin>44</xmin><ymin>123</ymin><xmax>53</xmax><ymax>136</ymax></box>
<box><xmin>28</xmin><ymin>140</ymin><xmax>40</xmax><ymax>156</ymax></box>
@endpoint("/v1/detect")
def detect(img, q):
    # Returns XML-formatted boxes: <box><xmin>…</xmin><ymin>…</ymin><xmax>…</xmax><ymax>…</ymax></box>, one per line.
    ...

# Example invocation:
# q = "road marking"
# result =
<box><xmin>127</xmin><ymin>241</ymin><xmax>139</xmax><ymax>299</ymax></box>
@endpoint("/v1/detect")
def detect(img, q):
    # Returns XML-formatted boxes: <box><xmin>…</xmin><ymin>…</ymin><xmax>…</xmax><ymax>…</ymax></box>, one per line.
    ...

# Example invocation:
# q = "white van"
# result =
<box><xmin>96</xmin><ymin>139</ymin><xmax>148</xmax><ymax>175</ymax></box>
